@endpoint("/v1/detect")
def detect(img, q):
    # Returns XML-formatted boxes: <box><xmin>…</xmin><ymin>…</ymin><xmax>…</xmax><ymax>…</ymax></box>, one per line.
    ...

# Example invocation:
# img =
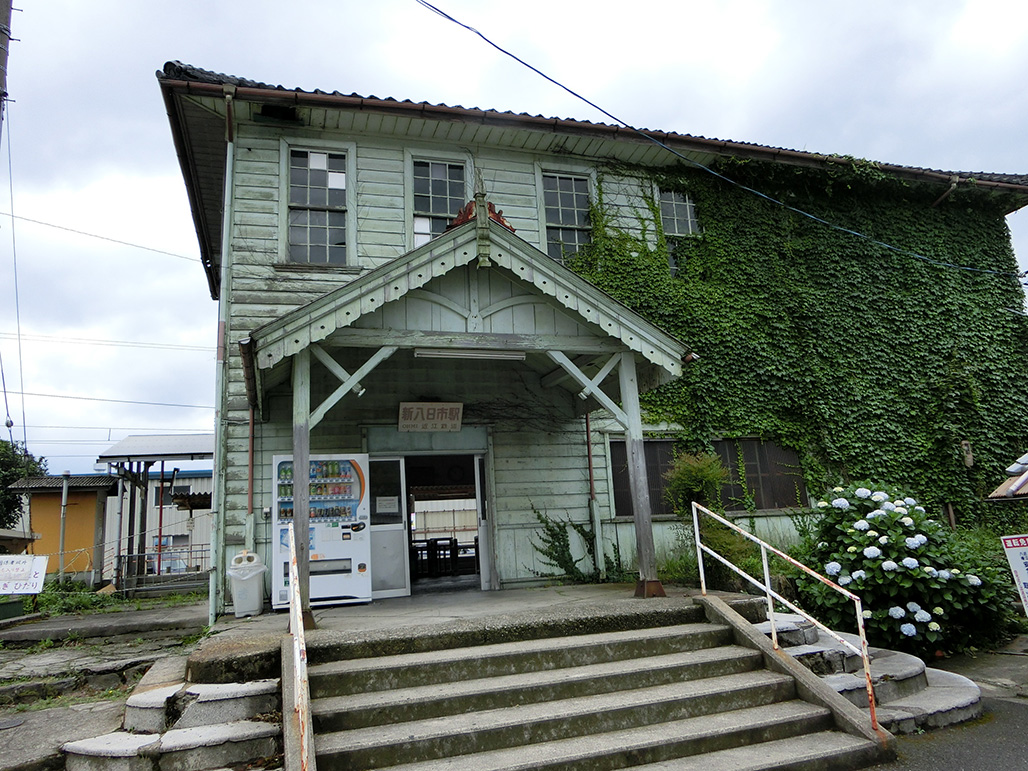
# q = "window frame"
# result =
<box><xmin>535</xmin><ymin>164</ymin><xmax>595</xmax><ymax>263</ymax></box>
<box><xmin>404</xmin><ymin>148</ymin><xmax>474</xmax><ymax>250</ymax></box>
<box><xmin>279</xmin><ymin>139</ymin><xmax>358</xmax><ymax>268</ymax></box>
<box><xmin>657</xmin><ymin>187</ymin><xmax>700</xmax><ymax>276</ymax></box>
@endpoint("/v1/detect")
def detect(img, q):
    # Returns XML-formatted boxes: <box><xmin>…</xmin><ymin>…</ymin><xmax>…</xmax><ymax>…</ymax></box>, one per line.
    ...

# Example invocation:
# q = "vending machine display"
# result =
<box><xmin>271</xmin><ymin>454</ymin><xmax>372</xmax><ymax>609</ymax></box>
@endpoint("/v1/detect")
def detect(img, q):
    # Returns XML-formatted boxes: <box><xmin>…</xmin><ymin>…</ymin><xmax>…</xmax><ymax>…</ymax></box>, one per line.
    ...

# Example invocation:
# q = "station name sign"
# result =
<box><xmin>398</xmin><ymin>402</ymin><xmax>463</xmax><ymax>432</ymax></box>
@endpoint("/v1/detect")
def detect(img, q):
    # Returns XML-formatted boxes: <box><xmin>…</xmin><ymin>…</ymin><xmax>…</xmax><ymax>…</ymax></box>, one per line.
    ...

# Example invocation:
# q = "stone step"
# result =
<box><xmin>313</xmin><ymin>644</ymin><xmax>763</xmax><ymax>732</ymax></box>
<box><xmin>309</xmin><ymin>622</ymin><xmax>734</xmax><ymax>698</ymax></box>
<box><xmin>376</xmin><ymin>700</ymin><xmax>835</xmax><ymax>771</ymax></box>
<box><xmin>629</xmin><ymin>730</ymin><xmax>882</xmax><ymax>771</ymax></box>
<box><xmin>759</xmin><ymin>613</ymin><xmax>983</xmax><ymax>734</ymax></box>
<box><xmin>63</xmin><ymin>720</ymin><xmax>280</xmax><ymax>771</ymax></box>
<box><xmin>315</xmin><ymin>670</ymin><xmax>797</xmax><ymax>769</ymax></box>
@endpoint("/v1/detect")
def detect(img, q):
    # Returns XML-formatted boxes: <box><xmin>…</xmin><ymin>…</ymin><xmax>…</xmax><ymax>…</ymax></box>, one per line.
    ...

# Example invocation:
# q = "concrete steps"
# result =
<box><xmin>758</xmin><ymin>615</ymin><xmax>983</xmax><ymax>734</ymax></box>
<box><xmin>61</xmin><ymin>655</ymin><xmax>282</xmax><ymax>771</ymax></box>
<box><xmin>304</xmin><ymin>600</ymin><xmax>890</xmax><ymax>770</ymax></box>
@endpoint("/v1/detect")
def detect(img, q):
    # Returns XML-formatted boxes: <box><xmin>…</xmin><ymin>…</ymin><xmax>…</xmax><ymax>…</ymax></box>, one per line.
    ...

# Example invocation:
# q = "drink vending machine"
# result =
<box><xmin>271</xmin><ymin>453</ymin><xmax>372</xmax><ymax>609</ymax></box>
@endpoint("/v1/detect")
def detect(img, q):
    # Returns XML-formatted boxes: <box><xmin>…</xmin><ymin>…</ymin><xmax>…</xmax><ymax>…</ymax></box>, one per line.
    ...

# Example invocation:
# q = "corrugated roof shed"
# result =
<box><xmin>97</xmin><ymin>434</ymin><xmax>214</xmax><ymax>464</ymax></box>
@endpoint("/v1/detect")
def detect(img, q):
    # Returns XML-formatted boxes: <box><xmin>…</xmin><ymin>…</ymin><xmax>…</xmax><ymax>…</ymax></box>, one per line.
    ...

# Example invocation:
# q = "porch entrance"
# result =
<box><xmin>369</xmin><ymin>454</ymin><xmax>487</xmax><ymax>599</ymax></box>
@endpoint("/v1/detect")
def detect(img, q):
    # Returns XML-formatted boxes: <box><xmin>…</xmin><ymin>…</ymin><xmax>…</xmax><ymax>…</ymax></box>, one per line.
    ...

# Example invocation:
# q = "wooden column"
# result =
<box><xmin>292</xmin><ymin>348</ymin><xmax>314</xmax><ymax>623</ymax></box>
<box><xmin>618</xmin><ymin>351</ymin><xmax>665</xmax><ymax>598</ymax></box>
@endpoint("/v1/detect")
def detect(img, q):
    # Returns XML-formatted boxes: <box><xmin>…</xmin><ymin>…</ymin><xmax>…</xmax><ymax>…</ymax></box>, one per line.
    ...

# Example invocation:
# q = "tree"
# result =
<box><xmin>0</xmin><ymin>440</ymin><xmax>47</xmax><ymax>529</ymax></box>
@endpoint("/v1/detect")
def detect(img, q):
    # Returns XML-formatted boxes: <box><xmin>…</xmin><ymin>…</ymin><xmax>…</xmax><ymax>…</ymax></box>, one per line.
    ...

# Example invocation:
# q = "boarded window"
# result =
<box><xmin>609</xmin><ymin>439</ymin><xmax>677</xmax><ymax>519</ymax></box>
<box><xmin>610</xmin><ymin>438</ymin><xmax>806</xmax><ymax>517</ymax></box>
<box><xmin>712</xmin><ymin>439</ymin><xmax>807</xmax><ymax>511</ymax></box>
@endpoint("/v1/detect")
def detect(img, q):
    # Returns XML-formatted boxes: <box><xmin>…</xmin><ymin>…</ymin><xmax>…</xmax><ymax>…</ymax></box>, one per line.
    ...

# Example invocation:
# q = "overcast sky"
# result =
<box><xmin>1</xmin><ymin>0</ymin><xmax>1026</xmax><ymax>473</ymax></box>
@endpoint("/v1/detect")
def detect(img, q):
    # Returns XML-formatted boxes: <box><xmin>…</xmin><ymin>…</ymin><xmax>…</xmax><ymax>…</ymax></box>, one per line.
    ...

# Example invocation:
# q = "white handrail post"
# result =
<box><xmin>288</xmin><ymin>523</ymin><xmax>317</xmax><ymax>771</ymax></box>
<box><xmin>854</xmin><ymin>596</ymin><xmax>879</xmax><ymax>731</ymax></box>
<box><xmin>761</xmin><ymin>543</ymin><xmax>778</xmax><ymax>650</ymax></box>
<box><xmin>691</xmin><ymin>501</ymin><xmax>707</xmax><ymax>595</ymax></box>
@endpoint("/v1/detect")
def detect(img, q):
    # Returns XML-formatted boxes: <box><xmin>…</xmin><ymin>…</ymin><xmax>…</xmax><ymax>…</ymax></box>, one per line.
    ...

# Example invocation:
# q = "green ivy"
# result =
<box><xmin>567</xmin><ymin>159</ymin><xmax>1028</xmax><ymax>521</ymax></box>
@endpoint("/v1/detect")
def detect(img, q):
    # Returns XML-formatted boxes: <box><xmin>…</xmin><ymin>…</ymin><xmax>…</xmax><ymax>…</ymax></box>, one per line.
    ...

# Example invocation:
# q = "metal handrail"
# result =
<box><xmin>691</xmin><ymin>502</ymin><xmax>879</xmax><ymax>731</ymax></box>
<box><xmin>288</xmin><ymin>524</ymin><xmax>317</xmax><ymax>771</ymax></box>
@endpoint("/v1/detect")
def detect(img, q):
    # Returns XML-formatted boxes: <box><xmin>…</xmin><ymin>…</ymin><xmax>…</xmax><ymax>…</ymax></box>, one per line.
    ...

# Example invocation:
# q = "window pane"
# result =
<box><xmin>290</xmin><ymin>150</ymin><xmax>308</xmax><ymax>167</ymax></box>
<box><xmin>328</xmin><ymin>154</ymin><xmax>346</xmax><ymax>172</ymax></box>
<box><xmin>328</xmin><ymin>245</ymin><xmax>346</xmax><ymax>264</ymax></box>
<box><xmin>328</xmin><ymin>171</ymin><xmax>346</xmax><ymax>190</ymax></box>
<box><xmin>289</xmin><ymin>186</ymin><xmax>306</xmax><ymax>206</ymax></box>
<box><xmin>328</xmin><ymin>188</ymin><xmax>346</xmax><ymax>208</ymax></box>
<box><xmin>309</xmin><ymin>152</ymin><xmax>328</xmax><ymax>170</ymax></box>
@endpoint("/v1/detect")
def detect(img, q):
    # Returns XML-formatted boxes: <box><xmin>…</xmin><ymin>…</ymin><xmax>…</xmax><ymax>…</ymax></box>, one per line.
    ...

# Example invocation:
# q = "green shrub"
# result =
<box><xmin>664</xmin><ymin>451</ymin><xmax>729</xmax><ymax>511</ymax></box>
<box><xmin>797</xmin><ymin>482</ymin><xmax>1017</xmax><ymax>655</ymax></box>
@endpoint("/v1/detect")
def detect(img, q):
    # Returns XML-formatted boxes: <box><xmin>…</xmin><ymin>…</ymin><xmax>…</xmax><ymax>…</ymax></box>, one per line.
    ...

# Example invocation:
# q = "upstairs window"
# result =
<box><xmin>543</xmin><ymin>173</ymin><xmax>590</xmax><ymax>262</ymax></box>
<box><xmin>659</xmin><ymin>189</ymin><xmax>699</xmax><ymax>275</ymax></box>
<box><xmin>288</xmin><ymin>149</ymin><xmax>347</xmax><ymax>264</ymax></box>
<box><xmin>413</xmin><ymin>160</ymin><xmax>465</xmax><ymax>247</ymax></box>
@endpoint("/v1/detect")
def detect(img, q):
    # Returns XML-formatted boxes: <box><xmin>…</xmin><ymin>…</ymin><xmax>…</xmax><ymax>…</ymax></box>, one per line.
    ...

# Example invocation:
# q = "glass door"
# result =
<box><xmin>369</xmin><ymin>458</ymin><xmax>411</xmax><ymax>598</ymax></box>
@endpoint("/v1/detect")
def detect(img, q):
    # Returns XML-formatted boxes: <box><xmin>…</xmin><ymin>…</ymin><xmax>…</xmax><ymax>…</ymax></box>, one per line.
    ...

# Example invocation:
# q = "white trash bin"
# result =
<box><xmin>227</xmin><ymin>551</ymin><xmax>267</xmax><ymax>617</ymax></box>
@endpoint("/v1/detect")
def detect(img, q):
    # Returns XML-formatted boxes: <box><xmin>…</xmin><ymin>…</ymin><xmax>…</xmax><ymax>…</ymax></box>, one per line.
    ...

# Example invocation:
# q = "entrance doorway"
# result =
<box><xmin>369</xmin><ymin>453</ymin><xmax>488</xmax><ymax>599</ymax></box>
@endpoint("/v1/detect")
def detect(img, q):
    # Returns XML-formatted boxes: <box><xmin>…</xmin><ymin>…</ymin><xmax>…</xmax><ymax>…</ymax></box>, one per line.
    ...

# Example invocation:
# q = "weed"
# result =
<box><xmin>27</xmin><ymin>638</ymin><xmax>55</xmax><ymax>655</ymax></box>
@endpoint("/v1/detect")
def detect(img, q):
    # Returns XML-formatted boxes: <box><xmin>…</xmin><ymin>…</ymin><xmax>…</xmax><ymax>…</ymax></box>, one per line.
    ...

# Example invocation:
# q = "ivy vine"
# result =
<box><xmin>567</xmin><ymin>159</ymin><xmax>1028</xmax><ymax>522</ymax></box>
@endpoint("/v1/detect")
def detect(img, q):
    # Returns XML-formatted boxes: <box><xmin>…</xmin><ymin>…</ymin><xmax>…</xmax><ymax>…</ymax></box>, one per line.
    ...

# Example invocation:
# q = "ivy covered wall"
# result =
<box><xmin>568</xmin><ymin>159</ymin><xmax>1028</xmax><ymax>520</ymax></box>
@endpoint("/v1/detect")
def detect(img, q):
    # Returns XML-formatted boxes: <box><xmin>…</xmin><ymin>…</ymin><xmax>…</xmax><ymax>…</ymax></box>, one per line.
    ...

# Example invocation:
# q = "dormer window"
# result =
<box><xmin>288</xmin><ymin>149</ymin><xmax>347</xmax><ymax>264</ymax></box>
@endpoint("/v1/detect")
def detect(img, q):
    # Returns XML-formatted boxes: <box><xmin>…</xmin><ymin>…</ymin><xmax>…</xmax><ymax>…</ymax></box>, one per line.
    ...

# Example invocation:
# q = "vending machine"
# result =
<box><xmin>271</xmin><ymin>453</ymin><xmax>372</xmax><ymax>609</ymax></box>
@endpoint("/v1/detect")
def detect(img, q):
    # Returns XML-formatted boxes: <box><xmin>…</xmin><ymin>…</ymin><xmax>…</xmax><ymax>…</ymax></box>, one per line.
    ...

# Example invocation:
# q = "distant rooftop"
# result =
<box><xmin>97</xmin><ymin>434</ymin><xmax>215</xmax><ymax>464</ymax></box>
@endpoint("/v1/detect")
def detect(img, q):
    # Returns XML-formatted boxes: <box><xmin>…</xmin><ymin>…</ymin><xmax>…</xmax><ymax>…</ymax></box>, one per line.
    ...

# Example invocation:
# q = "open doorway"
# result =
<box><xmin>405</xmin><ymin>454</ymin><xmax>481</xmax><ymax>594</ymax></box>
<box><xmin>369</xmin><ymin>453</ymin><xmax>487</xmax><ymax>599</ymax></box>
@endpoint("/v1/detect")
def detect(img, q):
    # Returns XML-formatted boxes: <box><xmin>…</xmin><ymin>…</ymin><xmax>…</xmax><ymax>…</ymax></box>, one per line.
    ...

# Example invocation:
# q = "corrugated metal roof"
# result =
<box><xmin>97</xmin><ymin>434</ymin><xmax>215</xmax><ymax>463</ymax></box>
<box><xmin>157</xmin><ymin>61</ymin><xmax>1028</xmax><ymax>188</ymax></box>
<box><xmin>9</xmin><ymin>475</ymin><xmax>117</xmax><ymax>492</ymax></box>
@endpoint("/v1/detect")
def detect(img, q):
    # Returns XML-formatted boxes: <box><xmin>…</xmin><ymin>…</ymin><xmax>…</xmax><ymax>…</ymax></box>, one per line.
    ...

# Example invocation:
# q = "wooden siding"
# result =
<box><xmin>216</xmin><ymin>122</ymin><xmax>681</xmax><ymax>585</ymax></box>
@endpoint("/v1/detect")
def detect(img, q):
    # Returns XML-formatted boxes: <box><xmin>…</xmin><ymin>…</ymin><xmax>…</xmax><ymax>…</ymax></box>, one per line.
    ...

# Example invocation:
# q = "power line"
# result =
<box><xmin>12</xmin><ymin>391</ymin><xmax>214</xmax><ymax>409</ymax></box>
<box><xmin>417</xmin><ymin>0</ymin><xmax>1028</xmax><ymax>284</ymax></box>
<box><xmin>0</xmin><ymin>211</ymin><xmax>201</xmax><ymax>263</ymax></box>
<box><xmin>0</xmin><ymin>331</ymin><xmax>214</xmax><ymax>353</ymax></box>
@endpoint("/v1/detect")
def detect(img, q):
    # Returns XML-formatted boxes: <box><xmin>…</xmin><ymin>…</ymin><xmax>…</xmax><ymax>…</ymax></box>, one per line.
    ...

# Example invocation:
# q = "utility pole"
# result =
<box><xmin>0</xmin><ymin>0</ymin><xmax>13</xmax><ymax>145</ymax></box>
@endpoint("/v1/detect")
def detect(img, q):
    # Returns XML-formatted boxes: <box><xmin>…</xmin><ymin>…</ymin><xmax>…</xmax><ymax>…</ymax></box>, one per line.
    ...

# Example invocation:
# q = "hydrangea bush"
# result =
<box><xmin>797</xmin><ymin>482</ymin><xmax>1009</xmax><ymax>655</ymax></box>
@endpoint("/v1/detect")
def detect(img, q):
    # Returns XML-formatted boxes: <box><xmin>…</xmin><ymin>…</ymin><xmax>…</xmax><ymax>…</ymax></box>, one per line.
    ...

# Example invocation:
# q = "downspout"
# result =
<box><xmin>239</xmin><ymin>337</ymin><xmax>258</xmax><ymax>554</ymax></box>
<box><xmin>210</xmin><ymin>83</ymin><xmax>236</xmax><ymax>626</ymax></box>
<box><xmin>586</xmin><ymin>413</ymin><xmax>605</xmax><ymax>579</ymax></box>
<box><xmin>932</xmin><ymin>175</ymin><xmax>961</xmax><ymax>208</ymax></box>
<box><xmin>59</xmin><ymin>471</ymin><xmax>70</xmax><ymax>582</ymax></box>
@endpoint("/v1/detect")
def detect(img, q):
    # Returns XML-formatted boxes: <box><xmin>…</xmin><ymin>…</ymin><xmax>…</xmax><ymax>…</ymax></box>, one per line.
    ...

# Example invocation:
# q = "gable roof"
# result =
<box><xmin>158</xmin><ymin>62</ymin><xmax>1028</xmax><ymax>299</ymax></box>
<box><xmin>247</xmin><ymin>216</ymin><xmax>690</xmax><ymax>399</ymax></box>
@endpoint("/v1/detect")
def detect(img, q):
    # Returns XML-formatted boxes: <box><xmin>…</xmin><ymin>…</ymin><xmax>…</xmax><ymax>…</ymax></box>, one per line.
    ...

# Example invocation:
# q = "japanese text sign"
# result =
<box><xmin>398</xmin><ymin>402</ymin><xmax>463</xmax><ymax>432</ymax></box>
<box><xmin>1001</xmin><ymin>534</ymin><xmax>1028</xmax><ymax>618</ymax></box>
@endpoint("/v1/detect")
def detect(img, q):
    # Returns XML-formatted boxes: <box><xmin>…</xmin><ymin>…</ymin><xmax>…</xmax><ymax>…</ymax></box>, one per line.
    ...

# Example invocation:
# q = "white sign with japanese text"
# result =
<box><xmin>0</xmin><ymin>556</ymin><xmax>48</xmax><ymax>595</ymax></box>
<box><xmin>398</xmin><ymin>402</ymin><xmax>463</xmax><ymax>432</ymax></box>
<box><xmin>1001</xmin><ymin>534</ymin><xmax>1028</xmax><ymax>617</ymax></box>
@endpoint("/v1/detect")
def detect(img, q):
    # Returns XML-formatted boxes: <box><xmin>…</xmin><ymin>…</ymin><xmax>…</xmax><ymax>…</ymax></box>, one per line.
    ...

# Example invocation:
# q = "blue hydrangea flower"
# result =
<box><xmin>905</xmin><ymin>537</ymin><xmax>921</xmax><ymax>549</ymax></box>
<box><xmin>832</xmin><ymin>498</ymin><xmax>850</xmax><ymax>510</ymax></box>
<box><xmin>895</xmin><ymin>506</ymin><xmax>909</xmax><ymax>515</ymax></box>
<box><xmin>923</xmin><ymin>567</ymin><xmax>938</xmax><ymax>577</ymax></box>
<box><xmin>906</xmin><ymin>601</ymin><xmax>921</xmax><ymax>612</ymax></box>
<box><xmin>914</xmin><ymin>610</ymin><xmax>932</xmax><ymax>623</ymax></box>
<box><xmin>865</xmin><ymin>512</ymin><xmax>880</xmax><ymax>520</ymax></box>
<box><xmin>882</xmin><ymin>560</ymin><xmax>898</xmax><ymax>571</ymax></box>
<box><xmin>881</xmin><ymin>502</ymin><xmax>896</xmax><ymax>512</ymax></box>
<box><xmin>825</xmin><ymin>561</ymin><xmax>842</xmax><ymax>576</ymax></box>
<box><xmin>900</xmin><ymin>517</ymin><xmax>914</xmax><ymax>526</ymax></box>
<box><xmin>839</xmin><ymin>575</ymin><xmax>852</xmax><ymax>585</ymax></box>
<box><xmin>902</xmin><ymin>557</ymin><xmax>919</xmax><ymax>569</ymax></box>
<box><xmin>900</xmin><ymin>623</ymin><xmax>917</xmax><ymax>637</ymax></box>
<box><xmin>888</xmin><ymin>606</ymin><xmax>906</xmax><ymax>619</ymax></box>
<box><xmin>967</xmin><ymin>574</ymin><xmax>982</xmax><ymax>586</ymax></box>
<box><xmin>914</xmin><ymin>506</ymin><xmax>925</xmax><ymax>513</ymax></box>
<box><xmin>863</xmin><ymin>546</ymin><xmax>882</xmax><ymax>559</ymax></box>
<box><xmin>853</xmin><ymin>519</ymin><xmax>870</xmax><ymax>531</ymax></box>
<box><xmin>851</xmin><ymin>570</ymin><xmax>866</xmax><ymax>580</ymax></box>
<box><xmin>904</xmin><ymin>497</ymin><xmax>917</xmax><ymax>506</ymax></box>
<box><xmin>855</xmin><ymin>487</ymin><xmax>872</xmax><ymax>499</ymax></box>
<box><xmin>871</xmin><ymin>491</ymin><xmax>888</xmax><ymax>502</ymax></box>
<box><xmin>915</xmin><ymin>534</ymin><xmax>928</xmax><ymax>546</ymax></box>
<box><xmin>938</xmin><ymin>570</ymin><xmax>951</xmax><ymax>581</ymax></box>
<box><xmin>878</xmin><ymin>535</ymin><xmax>889</xmax><ymax>545</ymax></box>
